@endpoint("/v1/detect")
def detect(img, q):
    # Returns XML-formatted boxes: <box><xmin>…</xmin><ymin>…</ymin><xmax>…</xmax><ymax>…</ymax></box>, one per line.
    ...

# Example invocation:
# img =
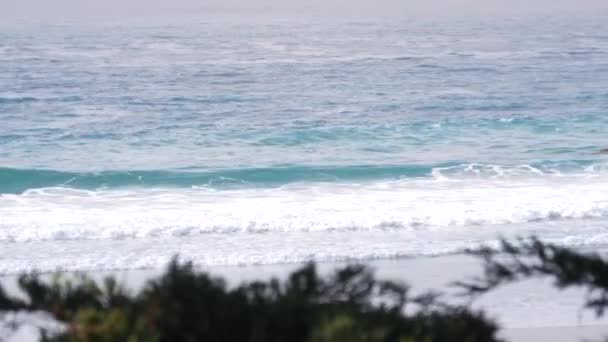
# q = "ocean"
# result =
<box><xmin>1</xmin><ymin>15</ymin><xmax>608</xmax><ymax>274</ymax></box>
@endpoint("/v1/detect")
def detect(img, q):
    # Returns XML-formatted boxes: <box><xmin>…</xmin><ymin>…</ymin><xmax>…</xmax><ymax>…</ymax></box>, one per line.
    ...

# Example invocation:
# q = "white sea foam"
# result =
<box><xmin>1</xmin><ymin>174</ymin><xmax>608</xmax><ymax>273</ymax></box>
<box><xmin>1</xmin><ymin>221</ymin><xmax>607</xmax><ymax>274</ymax></box>
<box><xmin>430</xmin><ymin>163</ymin><xmax>558</xmax><ymax>179</ymax></box>
<box><xmin>2</xmin><ymin>176</ymin><xmax>608</xmax><ymax>244</ymax></box>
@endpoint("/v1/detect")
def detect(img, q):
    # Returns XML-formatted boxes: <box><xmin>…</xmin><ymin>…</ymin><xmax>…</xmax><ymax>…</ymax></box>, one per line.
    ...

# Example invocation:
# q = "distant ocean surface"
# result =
<box><xmin>1</xmin><ymin>15</ymin><xmax>608</xmax><ymax>273</ymax></box>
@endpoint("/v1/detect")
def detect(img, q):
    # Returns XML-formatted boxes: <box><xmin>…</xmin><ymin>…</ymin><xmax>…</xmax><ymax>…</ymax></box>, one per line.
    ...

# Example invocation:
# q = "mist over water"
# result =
<box><xmin>1</xmin><ymin>10</ymin><xmax>608</xmax><ymax>276</ymax></box>
<box><xmin>3</xmin><ymin>0</ymin><xmax>608</xmax><ymax>22</ymax></box>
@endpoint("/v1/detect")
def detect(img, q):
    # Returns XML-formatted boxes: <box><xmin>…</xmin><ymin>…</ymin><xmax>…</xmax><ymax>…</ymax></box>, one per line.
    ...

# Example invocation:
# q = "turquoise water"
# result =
<box><xmin>1</xmin><ymin>16</ymin><xmax>608</xmax><ymax>272</ymax></box>
<box><xmin>1</xmin><ymin>160</ymin><xmax>606</xmax><ymax>193</ymax></box>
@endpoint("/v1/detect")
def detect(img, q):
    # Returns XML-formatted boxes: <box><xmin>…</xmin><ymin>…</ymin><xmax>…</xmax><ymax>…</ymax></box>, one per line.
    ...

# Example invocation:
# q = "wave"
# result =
<box><xmin>0</xmin><ymin>96</ymin><xmax>39</xmax><ymax>104</ymax></box>
<box><xmin>1</xmin><ymin>161</ymin><xmax>608</xmax><ymax>193</ymax></box>
<box><xmin>0</xmin><ymin>95</ymin><xmax>83</xmax><ymax>104</ymax></box>
<box><xmin>0</xmin><ymin>165</ymin><xmax>426</xmax><ymax>193</ymax></box>
<box><xmin>2</xmin><ymin>173</ymin><xmax>608</xmax><ymax>243</ymax></box>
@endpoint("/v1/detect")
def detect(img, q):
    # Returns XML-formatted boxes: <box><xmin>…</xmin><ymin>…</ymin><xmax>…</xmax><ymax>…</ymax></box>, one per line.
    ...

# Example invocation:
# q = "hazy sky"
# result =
<box><xmin>2</xmin><ymin>0</ymin><xmax>608</xmax><ymax>22</ymax></box>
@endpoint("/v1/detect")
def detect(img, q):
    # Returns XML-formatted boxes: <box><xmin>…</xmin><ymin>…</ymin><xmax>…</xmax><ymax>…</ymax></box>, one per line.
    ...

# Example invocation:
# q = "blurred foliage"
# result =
<box><xmin>458</xmin><ymin>237</ymin><xmax>608</xmax><ymax>317</ymax></box>
<box><xmin>0</xmin><ymin>260</ymin><xmax>501</xmax><ymax>342</ymax></box>
<box><xmin>13</xmin><ymin>236</ymin><xmax>608</xmax><ymax>342</ymax></box>
<box><xmin>6</xmin><ymin>237</ymin><xmax>608</xmax><ymax>341</ymax></box>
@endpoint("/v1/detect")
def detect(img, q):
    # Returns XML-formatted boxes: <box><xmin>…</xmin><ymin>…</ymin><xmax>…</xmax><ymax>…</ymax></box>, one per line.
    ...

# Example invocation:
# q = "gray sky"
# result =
<box><xmin>2</xmin><ymin>0</ymin><xmax>608</xmax><ymax>22</ymax></box>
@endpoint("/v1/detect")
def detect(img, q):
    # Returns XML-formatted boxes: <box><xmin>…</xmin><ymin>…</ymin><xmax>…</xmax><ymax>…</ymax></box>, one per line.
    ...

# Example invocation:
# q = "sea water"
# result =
<box><xmin>1</xmin><ymin>15</ymin><xmax>608</xmax><ymax>273</ymax></box>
